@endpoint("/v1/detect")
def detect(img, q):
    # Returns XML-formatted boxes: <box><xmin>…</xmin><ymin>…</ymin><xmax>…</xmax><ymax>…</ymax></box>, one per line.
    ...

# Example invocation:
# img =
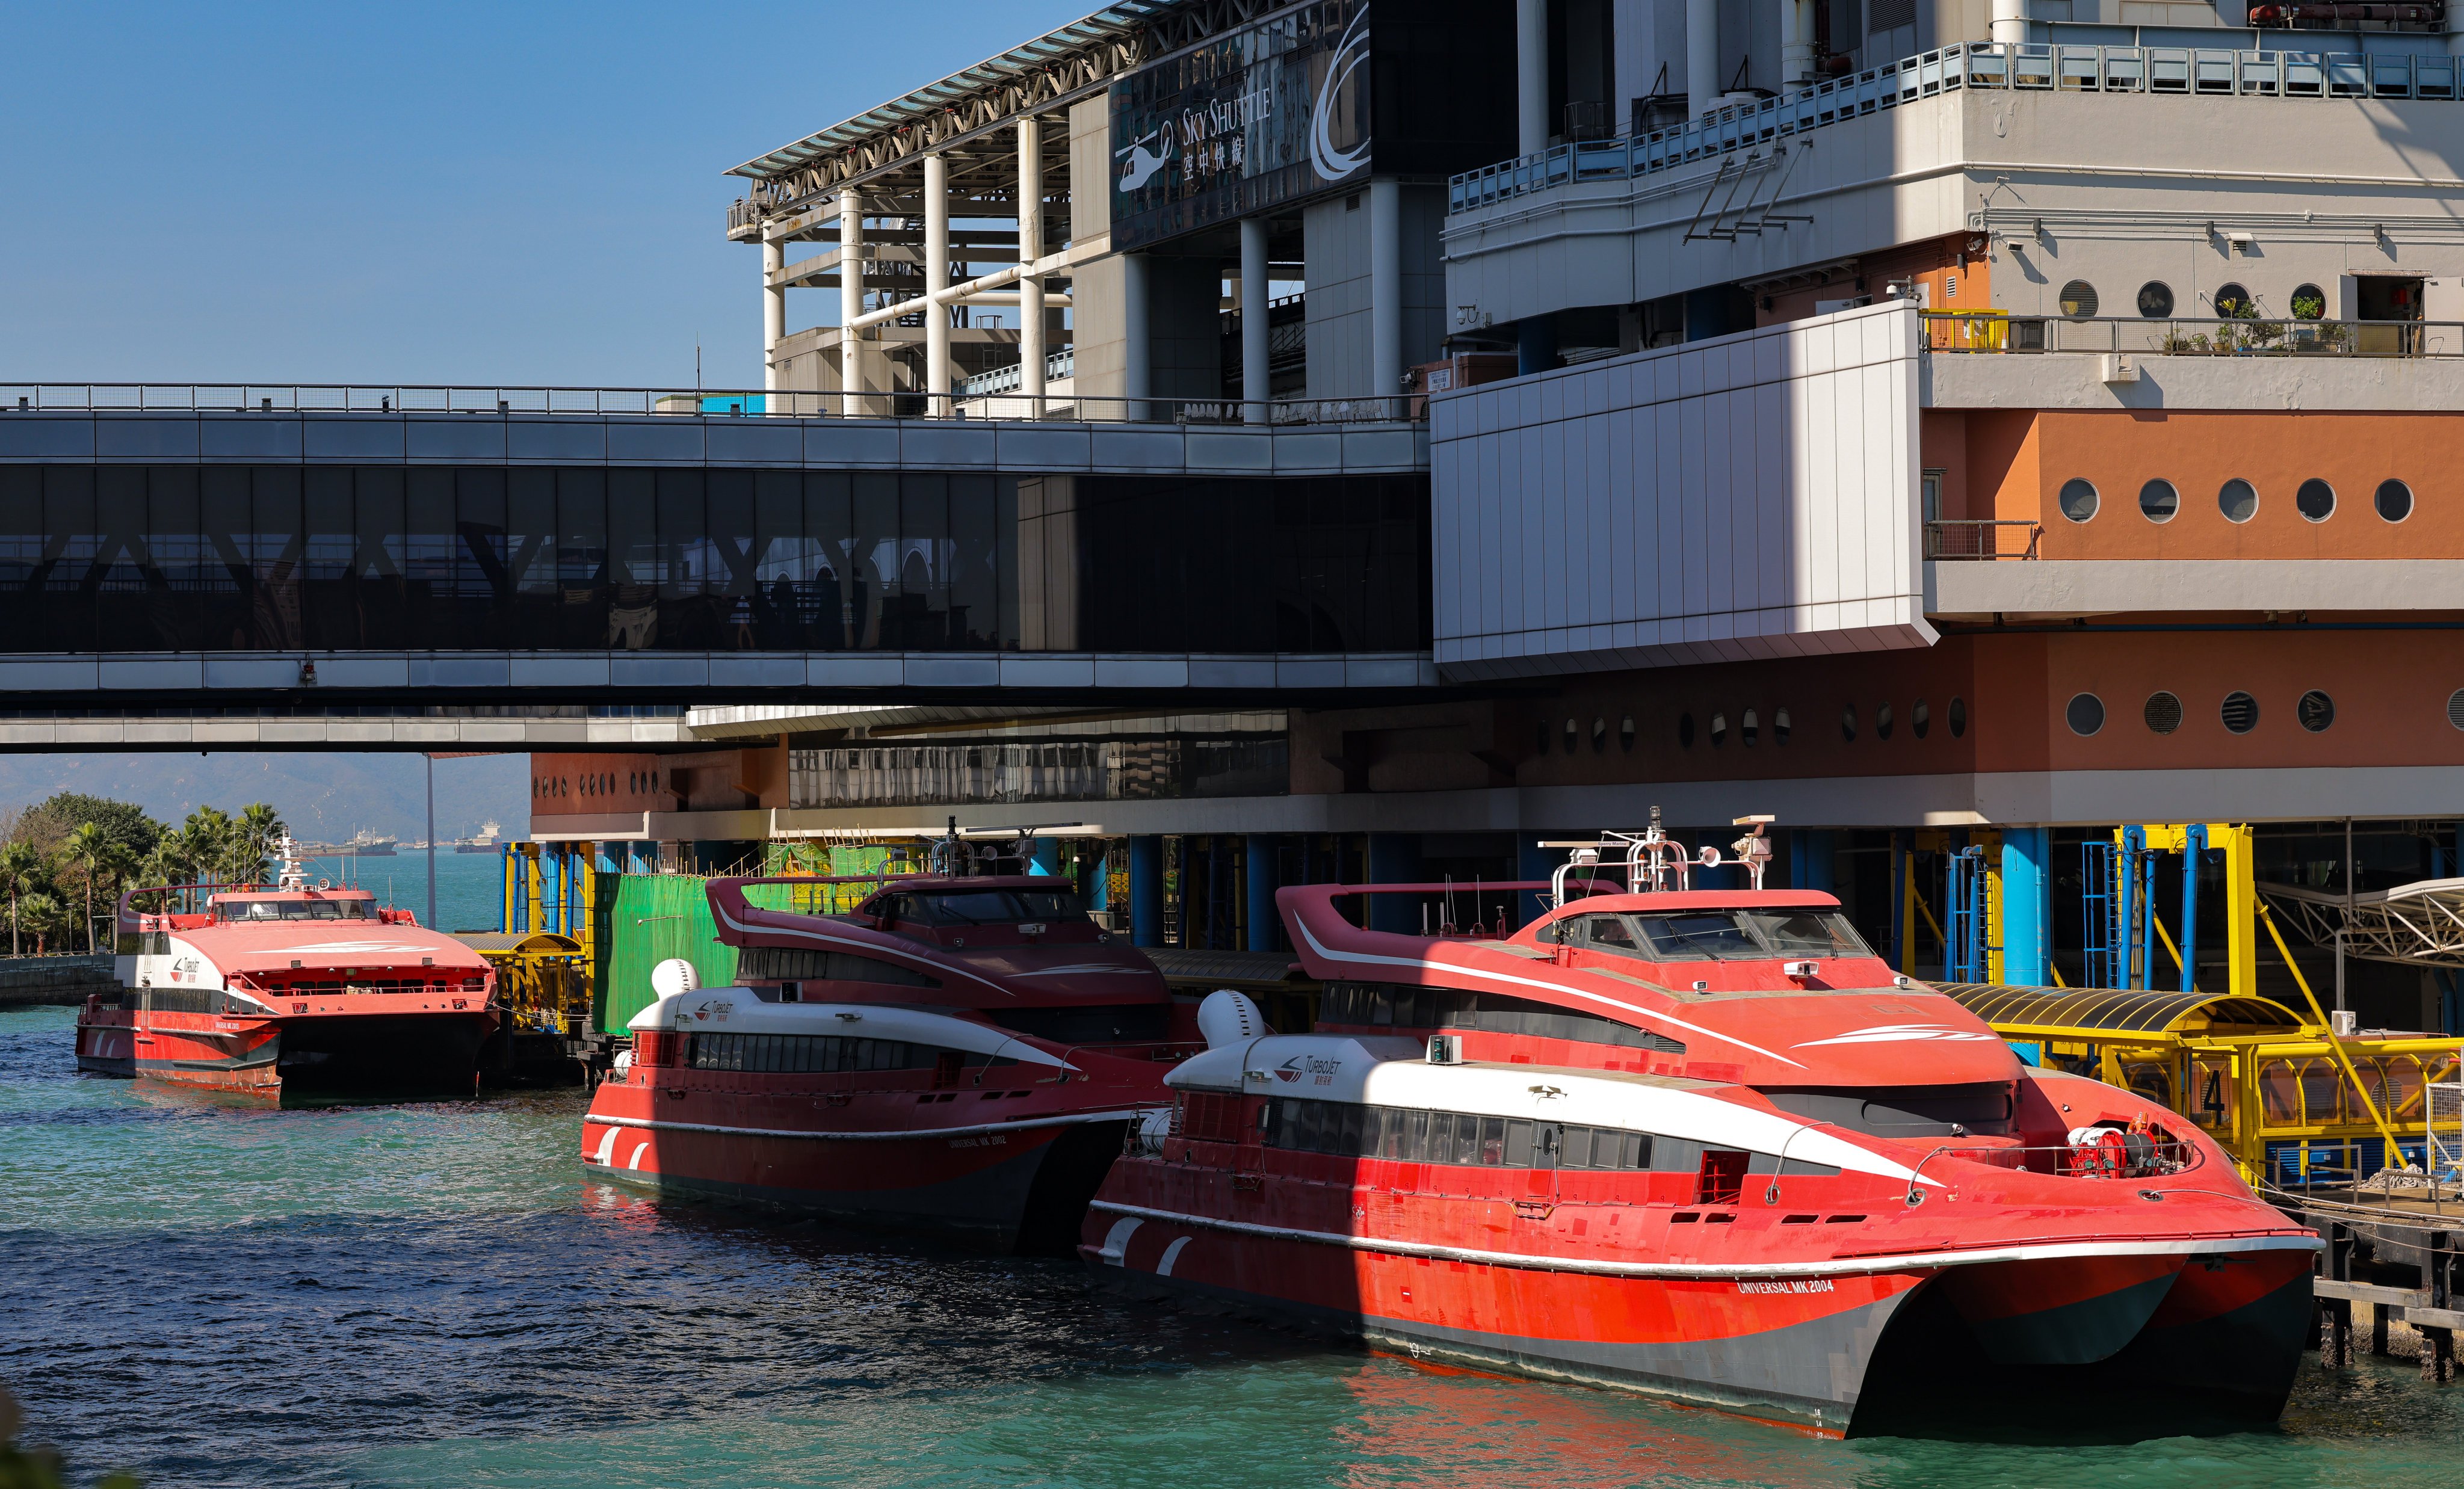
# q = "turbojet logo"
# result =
<box><xmin>1794</xmin><ymin>1023</ymin><xmax>1996</xmax><ymax>1047</ymax></box>
<box><xmin>1277</xmin><ymin>1054</ymin><xmax>1344</xmax><ymax>1085</ymax></box>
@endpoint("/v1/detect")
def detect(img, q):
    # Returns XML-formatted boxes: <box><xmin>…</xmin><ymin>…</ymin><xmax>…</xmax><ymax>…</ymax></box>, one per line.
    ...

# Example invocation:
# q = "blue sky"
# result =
<box><xmin>2</xmin><ymin>2</ymin><xmax>1092</xmax><ymax>390</ymax></box>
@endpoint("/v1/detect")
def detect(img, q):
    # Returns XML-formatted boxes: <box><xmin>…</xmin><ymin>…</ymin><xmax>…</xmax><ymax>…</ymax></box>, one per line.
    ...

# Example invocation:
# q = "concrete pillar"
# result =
<box><xmin>761</xmin><ymin>236</ymin><xmax>785</xmax><ymax>394</ymax></box>
<box><xmin>1687</xmin><ymin>0</ymin><xmax>1720</xmax><ymax>116</ymax></box>
<box><xmin>1517</xmin><ymin>0</ymin><xmax>1550</xmax><ymax>154</ymax></box>
<box><xmin>1781</xmin><ymin>0</ymin><xmax>1814</xmax><ymax>89</ymax></box>
<box><xmin>1367</xmin><ymin>832</ymin><xmax>1418</xmax><ymax>935</ymax></box>
<box><xmin>1369</xmin><ymin>179</ymin><xmax>1403</xmax><ymax>406</ymax></box>
<box><xmin>1122</xmin><ymin>251</ymin><xmax>1150</xmax><ymax>421</ymax></box>
<box><xmin>1240</xmin><ymin>216</ymin><xmax>1271</xmax><ymax>421</ymax></box>
<box><xmin>2001</xmin><ymin>827</ymin><xmax>2052</xmax><ymax>986</ymax></box>
<box><xmin>1130</xmin><ymin>834</ymin><xmax>1164</xmax><ymax>948</ymax></box>
<box><xmin>1991</xmin><ymin>0</ymin><xmax>2027</xmax><ymax>45</ymax></box>
<box><xmin>838</xmin><ymin>189</ymin><xmax>864</xmax><ymax>417</ymax></box>
<box><xmin>923</xmin><ymin>153</ymin><xmax>951</xmax><ymax>415</ymax></box>
<box><xmin>1246</xmin><ymin>834</ymin><xmax>1280</xmax><ymax>952</ymax></box>
<box><xmin>1017</xmin><ymin>116</ymin><xmax>1046</xmax><ymax>416</ymax></box>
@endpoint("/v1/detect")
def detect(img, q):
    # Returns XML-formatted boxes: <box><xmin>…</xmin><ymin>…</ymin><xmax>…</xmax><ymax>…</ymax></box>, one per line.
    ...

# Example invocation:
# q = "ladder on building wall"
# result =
<box><xmin>2083</xmin><ymin>839</ymin><xmax>2121</xmax><ymax>989</ymax></box>
<box><xmin>1945</xmin><ymin>846</ymin><xmax>1992</xmax><ymax>984</ymax></box>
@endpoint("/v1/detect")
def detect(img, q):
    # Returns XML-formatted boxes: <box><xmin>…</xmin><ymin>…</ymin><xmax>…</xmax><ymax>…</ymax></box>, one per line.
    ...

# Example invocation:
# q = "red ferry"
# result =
<box><xmin>74</xmin><ymin>839</ymin><xmax>500</xmax><ymax>1098</ymax></box>
<box><xmin>581</xmin><ymin>865</ymin><xmax>1193</xmax><ymax>1252</ymax></box>
<box><xmin>1081</xmin><ymin>820</ymin><xmax>2321</xmax><ymax>1436</ymax></box>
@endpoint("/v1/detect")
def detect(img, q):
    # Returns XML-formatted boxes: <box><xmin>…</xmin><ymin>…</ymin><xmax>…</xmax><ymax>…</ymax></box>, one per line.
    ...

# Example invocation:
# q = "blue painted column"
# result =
<box><xmin>2001</xmin><ymin>827</ymin><xmax>2052</xmax><ymax>987</ymax></box>
<box><xmin>1367</xmin><ymin>833</ymin><xmax>1418</xmax><ymax>934</ymax></box>
<box><xmin>1089</xmin><ymin>843</ymin><xmax>1112</xmax><ymax>916</ymax></box>
<box><xmin>1791</xmin><ymin>830</ymin><xmax>1837</xmax><ymax>893</ymax></box>
<box><xmin>1025</xmin><ymin>836</ymin><xmax>1058</xmax><ymax>877</ymax></box>
<box><xmin>1516</xmin><ymin>315</ymin><xmax>1557</xmax><ymax>375</ymax></box>
<box><xmin>1246</xmin><ymin>834</ymin><xmax>1280</xmax><ymax>952</ymax></box>
<box><xmin>1129</xmin><ymin>836</ymin><xmax>1164</xmax><ymax>949</ymax></box>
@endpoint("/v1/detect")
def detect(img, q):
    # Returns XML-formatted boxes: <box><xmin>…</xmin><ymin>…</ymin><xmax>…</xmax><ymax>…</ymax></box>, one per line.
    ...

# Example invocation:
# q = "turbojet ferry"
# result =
<box><xmin>1082</xmin><ymin>819</ymin><xmax>2320</xmax><ymax>1436</ymax></box>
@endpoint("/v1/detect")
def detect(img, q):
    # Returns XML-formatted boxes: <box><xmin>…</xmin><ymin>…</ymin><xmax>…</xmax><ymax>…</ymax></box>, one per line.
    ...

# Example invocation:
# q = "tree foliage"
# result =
<box><xmin>0</xmin><ymin>794</ymin><xmax>287</xmax><ymax>954</ymax></box>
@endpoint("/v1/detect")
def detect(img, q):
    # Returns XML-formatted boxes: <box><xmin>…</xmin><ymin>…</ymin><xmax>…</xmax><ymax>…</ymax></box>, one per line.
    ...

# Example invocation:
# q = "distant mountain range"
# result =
<box><xmin>0</xmin><ymin>753</ymin><xmax>529</xmax><ymax>843</ymax></box>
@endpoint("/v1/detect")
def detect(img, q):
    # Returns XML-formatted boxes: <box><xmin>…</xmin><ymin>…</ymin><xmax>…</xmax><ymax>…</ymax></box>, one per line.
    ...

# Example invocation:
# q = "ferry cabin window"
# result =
<box><xmin>684</xmin><ymin>1031</ymin><xmax>1016</xmax><ymax>1074</ymax></box>
<box><xmin>1555</xmin><ymin>910</ymin><xmax>1874</xmax><ymax>963</ymax></box>
<box><xmin>735</xmin><ymin>946</ymin><xmax>941</xmax><ymax>988</ymax></box>
<box><xmin>885</xmin><ymin>889</ymin><xmax>1087</xmax><ymax>926</ymax></box>
<box><xmin>223</xmin><ymin>899</ymin><xmax>374</xmax><ymax>921</ymax></box>
<box><xmin>1317</xmin><ymin>982</ymin><xmax>1685</xmax><ymax>1053</ymax></box>
<box><xmin>1265</xmin><ymin>1096</ymin><xmax>1653</xmax><ymax>1170</ymax></box>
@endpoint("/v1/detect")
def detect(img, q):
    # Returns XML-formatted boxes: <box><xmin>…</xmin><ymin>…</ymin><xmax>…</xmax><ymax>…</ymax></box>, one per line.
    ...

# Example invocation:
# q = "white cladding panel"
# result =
<box><xmin>1430</xmin><ymin>301</ymin><xmax>1933</xmax><ymax>680</ymax></box>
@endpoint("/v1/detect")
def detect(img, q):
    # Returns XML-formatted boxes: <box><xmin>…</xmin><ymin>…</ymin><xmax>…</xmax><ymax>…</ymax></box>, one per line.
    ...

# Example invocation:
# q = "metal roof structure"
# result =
<box><xmin>1935</xmin><ymin>982</ymin><xmax>2303</xmax><ymax>1035</ymax></box>
<box><xmin>451</xmin><ymin>931</ymin><xmax>584</xmax><ymax>955</ymax></box>
<box><xmin>727</xmin><ymin>2</ymin><xmax>1182</xmax><ymax>183</ymax></box>
<box><xmin>1144</xmin><ymin>946</ymin><xmax>1312</xmax><ymax>989</ymax></box>
<box><xmin>2258</xmin><ymin>877</ymin><xmax>2464</xmax><ymax>967</ymax></box>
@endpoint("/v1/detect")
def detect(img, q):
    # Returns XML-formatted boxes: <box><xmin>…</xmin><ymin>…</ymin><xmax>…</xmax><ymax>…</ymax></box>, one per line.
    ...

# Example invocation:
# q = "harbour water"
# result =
<box><xmin>10</xmin><ymin>1002</ymin><xmax>2464</xmax><ymax>1489</ymax></box>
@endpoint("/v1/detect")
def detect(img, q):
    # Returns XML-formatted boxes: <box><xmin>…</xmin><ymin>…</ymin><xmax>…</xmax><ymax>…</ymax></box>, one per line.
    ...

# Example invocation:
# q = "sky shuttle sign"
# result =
<box><xmin>1108</xmin><ymin>0</ymin><xmax>1370</xmax><ymax>251</ymax></box>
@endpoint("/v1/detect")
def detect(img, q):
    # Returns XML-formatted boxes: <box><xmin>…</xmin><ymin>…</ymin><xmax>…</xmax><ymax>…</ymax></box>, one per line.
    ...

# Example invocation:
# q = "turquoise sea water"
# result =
<box><xmin>297</xmin><ymin>850</ymin><xmax>510</xmax><ymax>937</ymax></box>
<box><xmin>10</xmin><ymin>1000</ymin><xmax>2464</xmax><ymax>1488</ymax></box>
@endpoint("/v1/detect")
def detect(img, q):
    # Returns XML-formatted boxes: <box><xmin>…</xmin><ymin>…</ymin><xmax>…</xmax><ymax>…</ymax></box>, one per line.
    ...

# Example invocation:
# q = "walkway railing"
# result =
<box><xmin>1450</xmin><ymin>40</ymin><xmax>2464</xmax><ymax>215</ymax></box>
<box><xmin>1922</xmin><ymin>310</ymin><xmax>2462</xmax><ymax>357</ymax></box>
<box><xmin>1925</xmin><ymin>519</ymin><xmax>2042</xmax><ymax>561</ymax></box>
<box><xmin>0</xmin><ymin>384</ymin><xmax>1420</xmax><ymax>425</ymax></box>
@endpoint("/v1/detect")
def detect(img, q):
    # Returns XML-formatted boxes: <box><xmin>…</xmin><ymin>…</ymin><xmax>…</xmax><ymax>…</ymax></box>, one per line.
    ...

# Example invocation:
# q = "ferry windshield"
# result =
<box><xmin>1560</xmin><ymin>909</ymin><xmax>1874</xmax><ymax>962</ymax></box>
<box><xmin>886</xmin><ymin>889</ymin><xmax>1085</xmax><ymax>926</ymax></box>
<box><xmin>221</xmin><ymin>899</ymin><xmax>374</xmax><ymax>922</ymax></box>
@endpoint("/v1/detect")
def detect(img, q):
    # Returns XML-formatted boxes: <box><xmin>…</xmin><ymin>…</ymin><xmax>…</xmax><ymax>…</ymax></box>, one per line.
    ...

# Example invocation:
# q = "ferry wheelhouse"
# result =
<box><xmin>74</xmin><ymin>839</ymin><xmax>499</xmax><ymax>1097</ymax></box>
<box><xmin>1082</xmin><ymin>819</ymin><xmax>2320</xmax><ymax>1435</ymax></box>
<box><xmin>581</xmin><ymin>864</ymin><xmax>1193</xmax><ymax>1252</ymax></box>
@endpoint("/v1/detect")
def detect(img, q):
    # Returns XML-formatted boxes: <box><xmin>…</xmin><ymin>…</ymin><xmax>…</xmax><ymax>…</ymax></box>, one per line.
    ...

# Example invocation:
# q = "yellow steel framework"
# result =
<box><xmin>451</xmin><ymin>930</ymin><xmax>590</xmax><ymax>1035</ymax></box>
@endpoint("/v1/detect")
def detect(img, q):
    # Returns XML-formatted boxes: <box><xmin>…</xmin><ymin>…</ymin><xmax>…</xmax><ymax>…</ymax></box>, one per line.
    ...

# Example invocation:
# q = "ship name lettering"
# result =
<box><xmin>1735</xmin><ymin>1278</ymin><xmax>1835</xmax><ymax>1294</ymax></box>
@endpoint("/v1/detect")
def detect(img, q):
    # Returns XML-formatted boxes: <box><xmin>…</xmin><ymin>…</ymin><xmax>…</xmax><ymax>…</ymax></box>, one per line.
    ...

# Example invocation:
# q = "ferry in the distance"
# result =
<box><xmin>74</xmin><ymin>837</ymin><xmax>499</xmax><ymax>1097</ymax></box>
<box><xmin>581</xmin><ymin>843</ymin><xmax>1194</xmax><ymax>1253</ymax></box>
<box><xmin>1083</xmin><ymin>817</ymin><xmax>2321</xmax><ymax>1437</ymax></box>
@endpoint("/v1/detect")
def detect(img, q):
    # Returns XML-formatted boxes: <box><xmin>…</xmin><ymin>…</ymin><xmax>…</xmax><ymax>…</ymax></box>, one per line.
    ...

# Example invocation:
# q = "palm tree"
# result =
<box><xmin>236</xmin><ymin>803</ymin><xmax>286</xmax><ymax>884</ymax></box>
<box><xmin>0</xmin><ymin>841</ymin><xmax>40</xmax><ymax>957</ymax></box>
<box><xmin>62</xmin><ymin>823</ymin><xmax>106</xmax><ymax>953</ymax></box>
<box><xmin>17</xmin><ymin>893</ymin><xmax>61</xmax><ymax>957</ymax></box>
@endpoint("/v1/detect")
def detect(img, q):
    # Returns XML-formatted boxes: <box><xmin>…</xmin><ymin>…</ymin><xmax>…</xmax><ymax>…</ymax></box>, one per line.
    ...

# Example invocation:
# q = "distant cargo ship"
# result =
<box><xmin>455</xmin><ymin>821</ymin><xmax>503</xmax><ymax>854</ymax></box>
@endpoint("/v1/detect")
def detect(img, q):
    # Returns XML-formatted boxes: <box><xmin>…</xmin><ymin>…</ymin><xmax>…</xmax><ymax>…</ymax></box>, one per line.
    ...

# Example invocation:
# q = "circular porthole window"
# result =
<box><xmin>1876</xmin><ymin>704</ymin><xmax>1895</xmax><ymax>741</ymax></box>
<box><xmin>1841</xmin><ymin>705</ymin><xmax>1858</xmax><ymax>742</ymax></box>
<box><xmin>1678</xmin><ymin>713</ymin><xmax>1696</xmax><ymax>748</ymax></box>
<box><xmin>2449</xmin><ymin>690</ymin><xmax>2464</xmax><ymax>731</ymax></box>
<box><xmin>2066</xmin><ymin>692</ymin><xmax>2107</xmax><ymax>736</ymax></box>
<box><xmin>1709</xmin><ymin>712</ymin><xmax>1729</xmax><ymax>747</ymax></box>
<box><xmin>2222</xmin><ymin>691</ymin><xmax>2260</xmax><ymax>734</ymax></box>
<box><xmin>2215</xmin><ymin>282</ymin><xmax>2253</xmax><ymax>318</ymax></box>
<box><xmin>2144</xmin><ymin>691</ymin><xmax>2183</xmax><ymax>734</ymax></box>
<box><xmin>1741</xmin><ymin>709</ymin><xmax>1761</xmax><ymax>747</ymax></box>
<box><xmin>2059</xmin><ymin>280</ymin><xmax>2099</xmax><ymax>318</ymax></box>
<box><xmin>1913</xmin><ymin>700</ymin><xmax>1931</xmax><ymax>739</ymax></box>
<box><xmin>2377</xmin><ymin>479</ymin><xmax>2414</xmax><ymax>522</ymax></box>
<box><xmin>1948</xmin><ymin>697</ymin><xmax>1967</xmax><ymax>738</ymax></box>
<box><xmin>1592</xmin><ymin>717</ymin><xmax>1608</xmax><ymax>753</ymax></box>
<box><xmin>1619</xmin><ymin>716</ymin><xmax>1636</xmax><ymax>751</ymax></box>
<box><xmin>1564</xmin><ymin>718</ymin><xmax>1580</xmax><ymax>752</ymax></box>
<box><xmin>2140</xmin><ymin>479</ymin><xmax>2179</xmax><ymax>523</ymax></box>
<box><xmin>1775</xmin><ymin>707</ymin><xmax>1792</xmax><ymax>744</ymax></box>
<box><xmin>2219</xmin><ymin>478</ymin><xmax>2258</xmax><ymax>524</ymax></box>
<box><xmin>2137</xmin><ymin>281</ymin><xmax>2175</xmax><ymax>318</ymax></box>
<box><xmin>2058</xmin><ymin>478</ymin><xmax>2100</xmax><ymax>523</ymax></box>
<box><xmin>2297</xmin><ymin>479</ymin><xmax>2336</xmax><ymax>522</ymax></box>
<box><xmin>2298</xmin><ymin>691</ymin><xmax>2335</xmax><ymax>732</ymax></box>
<box><xmin>2293</xmin><ymin>283</ymin><xmax>2326</xmax><ymax>321</ymax></box>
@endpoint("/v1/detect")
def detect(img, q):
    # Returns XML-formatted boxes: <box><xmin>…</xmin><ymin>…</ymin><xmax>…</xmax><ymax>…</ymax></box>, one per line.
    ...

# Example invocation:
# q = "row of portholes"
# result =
<box><xmin>1536</xmin><ymin>700</ymin><xmax>1977</xmax><ymax>753</ymax></box>
<box><xmin>2058</xmin><ymin>279</ymin><xmax>2326</xmax><ymax>321</ymax></box>
<box><xmin>2066</xmin><ymin>689</ymin><xmax>2333</xmax><ymax>736</ymax></box>
<box><xmin>536</xmin><ymin>770</ymin><xmax>662</xmax><ymax>798</ymax></box>
<box><xmin>2057</xmin><ymin>476</ymin><xmax>2412</xmax><ymax>525</ymax></box>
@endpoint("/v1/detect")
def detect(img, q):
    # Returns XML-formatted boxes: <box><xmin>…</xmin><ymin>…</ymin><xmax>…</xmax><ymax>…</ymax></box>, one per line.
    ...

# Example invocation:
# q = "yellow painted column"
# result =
<box><xmin>524</xmin><ymin>845</ymin><xmax>543</xmax><ymax>936</ymax></box>
<box><xmin>1981</xmin><ymin>830</ymin><xmax>2004</xmax><ymax>984</ymax></box>
<box><xmin>2215</xmin><ymin>823</ymin><xmax>2256</xmax><ymax>1000</ymax></box>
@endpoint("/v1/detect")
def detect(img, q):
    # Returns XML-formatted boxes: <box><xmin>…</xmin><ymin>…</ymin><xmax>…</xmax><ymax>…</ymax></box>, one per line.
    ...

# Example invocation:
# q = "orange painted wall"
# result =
<box><xmin>1959</xmin><ymin>410</ymin><xmax>2459</xmax><ymax>560</ymax></box>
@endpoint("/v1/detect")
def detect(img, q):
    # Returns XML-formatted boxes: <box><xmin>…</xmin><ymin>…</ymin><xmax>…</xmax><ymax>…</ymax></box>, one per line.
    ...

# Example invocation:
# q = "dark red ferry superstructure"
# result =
<box><xmin>74</xmin><ymin>839</ymin><xmax>499</xmax><ymax>1097</ymax></box>
<box><xmin>1082</xmin><ymin>818</ymin><xmax>2322</xmax><ymax>1436</ymax></box>
<box><xmin>581</xmin><ymin>865</ymin><xmax>1193</xmax><ymax>1252</ymax></box>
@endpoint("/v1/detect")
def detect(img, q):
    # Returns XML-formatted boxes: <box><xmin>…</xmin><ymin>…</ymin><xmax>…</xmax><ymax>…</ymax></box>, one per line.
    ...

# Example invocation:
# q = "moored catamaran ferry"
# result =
<box><xmin>1082</xmin><ymin>816</ymin><xmax>2321</xmax><ymax>1436</ymax></box>
<box><xmin>581</xmin><ymin>835</ymin><xmax>1193</xmax><ymax>1252</ymax></box>
<box><xmin>74</xmin><ymin>837</ymin><xmax>501</xmax><ymax>1097</ymax></box>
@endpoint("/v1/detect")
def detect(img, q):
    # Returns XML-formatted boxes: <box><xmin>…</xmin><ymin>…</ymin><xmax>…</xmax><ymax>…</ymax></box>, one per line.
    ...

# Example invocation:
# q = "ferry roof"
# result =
<box><xmin>175</xmin><ymin>920</ymin><xmax>492</xmax><ymax>973</ymax></box>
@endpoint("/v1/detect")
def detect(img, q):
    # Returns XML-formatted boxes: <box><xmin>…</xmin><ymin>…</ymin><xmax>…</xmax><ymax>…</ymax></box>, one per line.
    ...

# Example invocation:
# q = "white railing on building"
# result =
<box><xmin>1448</xmin><ymin>40</ymin><xmax>2464</xmax><ymax>215</ymax></box>
<box><xmin>1922</xmin><ymin>310</ymin><xmax>2464</xmax><ymax>357</ymax></box>
<box><xmin>0</xmin><ymin>383</ymin><xmax>1421</xmax><ymax>426</ymax></box>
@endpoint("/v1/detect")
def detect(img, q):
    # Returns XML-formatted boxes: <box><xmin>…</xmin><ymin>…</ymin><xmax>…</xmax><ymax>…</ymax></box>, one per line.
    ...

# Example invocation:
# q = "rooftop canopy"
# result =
<box><xmin>1935</xmin><ymin>982</ymin><xmax>2303</xmax><ymax>1036</ymax></box>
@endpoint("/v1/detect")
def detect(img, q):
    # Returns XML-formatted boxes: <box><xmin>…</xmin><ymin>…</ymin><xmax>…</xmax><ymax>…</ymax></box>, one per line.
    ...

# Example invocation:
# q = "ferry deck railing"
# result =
<box><xmin>1923</xmin><ymin>310</ymin><xmax>2462</xmax><ymax>357</ymax></box>
<box><xmin>1450</xmin><ymin>40</ymin><xmax>2464</xmax><ymax>216</ymax></box>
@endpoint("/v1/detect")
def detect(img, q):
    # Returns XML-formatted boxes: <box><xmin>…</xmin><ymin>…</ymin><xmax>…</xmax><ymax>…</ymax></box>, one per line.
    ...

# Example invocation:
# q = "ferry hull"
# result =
<box><xmin>1085</xmin><ymin>1212</ymin><xmax>1922</xmax><ymax>1434</ymax></box>
<box><xmin>581</xmin><ymin>1104</ymin><xmax>1132</xmax><ymax>1253</ymax></box>
<box><xmin>76</xmin><ymin>1005</ymin><xmax>494</xmax><ymax>1100</ymax></box>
